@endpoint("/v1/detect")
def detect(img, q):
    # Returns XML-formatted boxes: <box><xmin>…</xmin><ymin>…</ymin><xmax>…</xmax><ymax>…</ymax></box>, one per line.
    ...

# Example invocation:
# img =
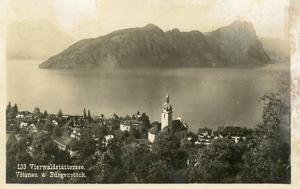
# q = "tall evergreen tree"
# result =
<box><xmin>88</xmin><ymin>109</ymin><xmax>91</xmax><ymax>120</ymax></box>
<box><xmin>33</xmin><ymin>107</ymin><xmax>40</xmax><ymax>115</ymax></box>
<box><xmin>12</xmin><ymin>104</ymin><xmax>18</xmax><ymax>117</ymax></box>
<box><xmin>6</xmin><ymin>102</ymin><xmax>12</xmax><ymax>115</ymax></box>
<box><xmin>44</xmin><ymin>110</ymin><xmax>48</xmax><ymax>117</ymax></box>
<box><xmin>58</xmin><ymin>109</ymin><xmax>63</xmax><ymax>117</ymax></box>
<box><xmin>7</xmin><ymin>101</ymin><xmax>11</xmax><ymax>111</ymax></box>
<box><xmin>83</xmin><ymin>108</ymin><xmax>87</xmax><ymax>119</ymax></box>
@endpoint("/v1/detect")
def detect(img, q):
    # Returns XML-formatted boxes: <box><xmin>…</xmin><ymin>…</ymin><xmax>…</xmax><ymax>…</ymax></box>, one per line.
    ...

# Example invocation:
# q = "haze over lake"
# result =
<box><xmin>7</xmin><ymin>59</ymin><xmax>289</xmax><ymax>132</ymax></box>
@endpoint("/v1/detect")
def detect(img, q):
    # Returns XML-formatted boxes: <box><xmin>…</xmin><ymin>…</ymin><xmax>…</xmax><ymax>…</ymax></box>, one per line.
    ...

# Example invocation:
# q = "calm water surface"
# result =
<box><xmin>7</xmin><ymin>59</ymin><xmax>289</xmax><ymax>131</ymax></box>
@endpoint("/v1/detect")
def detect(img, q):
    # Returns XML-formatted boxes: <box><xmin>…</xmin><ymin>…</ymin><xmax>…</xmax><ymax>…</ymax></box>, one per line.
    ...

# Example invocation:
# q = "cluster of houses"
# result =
<box><xmin>191</xmin><ymin>126</ymin><xmax>251</xmax><ymax>146</ymax></box>
<box><xmin>9</xmin><ymin>110</ymin><xmax>50</xmax><ymax>134</ymax></box>
<box><xmin>120</xmin><ymin>112</ymin><xmax>143</xmax><ymax>132</ymax></box>
<box><xmin>7</xmin><ymin>97</ymin><xmax>251</xmax><ymax>159</ymax></box>
<box><xmin>52</xmin><ymin>111</ymin><xmax>146</xmax><ymax>157</ymax></box>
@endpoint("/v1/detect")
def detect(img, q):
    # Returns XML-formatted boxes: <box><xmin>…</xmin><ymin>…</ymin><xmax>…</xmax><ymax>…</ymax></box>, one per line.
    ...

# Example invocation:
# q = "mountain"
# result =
<box><xmin>259</xmin><ymin>37</ymin><xmax>290</xmax><ymax>63</ymax></box>
<box><xmin>7</xmin><ymin>20</ymin><xmax>75</xmax><ymax>59</ymax></box>
<box><xmin>39</xmin><ymin>21</ymin><xmax>271</xmax><ymax>69</ymax></box>
<box><xmin>205</xmin><ymin>21</ymin><xmax>271</xmax><ymax>65</ymax></box>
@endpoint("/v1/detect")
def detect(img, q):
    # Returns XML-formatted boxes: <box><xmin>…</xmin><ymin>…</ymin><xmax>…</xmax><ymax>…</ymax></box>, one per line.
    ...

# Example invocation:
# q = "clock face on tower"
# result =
<box><xmin>162</xmin><ymin>93</ymin><xmax>172</xmax><ymax>112</ymax></box>
<box><xmin>162</xmin><ymin>102</ymin><xmax>172</xmax><ymax>112</ymax></box>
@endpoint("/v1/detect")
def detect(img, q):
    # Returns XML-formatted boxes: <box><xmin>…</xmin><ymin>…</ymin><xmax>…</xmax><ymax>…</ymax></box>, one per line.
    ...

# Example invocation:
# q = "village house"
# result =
<box><xmin>70</xmin><ymin>127</ymin><xmax>82</xmax><ymax>140</ymax></box>
<box><xmin>232</xmin><ymin>136</ymin><xmax>240</xmax><ymax>143</ymax></box>
<box><xmin>103</xmin><ymin>134</ymin><xmax>114</xmax><ymax>146</ymax></box>
<box><xmin>53</xmin><ymin>137</ymin><xmax>78</xmax><ymax>157</ymax></box>
<box><xmin>92</xmin><ymin>135</ymin><xmax>101</xmax><ymax>147</ymax></box>
<box><xmin>148</xmin><ymin>128</ymin><xmax>158</xmax><ymax>143</ymax></box>
<box><xmin>19</xmin><ymin>111</ymin><xmax>33</xmax><ymax>119</ymax></box>
<box><xmin>132</xmin><ymin>111</ymin><xmax>142</xmax><ymax>119</ymax></box>
<box><xmin>28</xmin><ymin>123</ymin><xmax>38</xmax><ymax>133</ymax></box>
<box><xmin>20</xmin><ymin>122</ymin><xmax>28</xmax><ymax>128</ymax></box>
<box><xmin>16</xmin><ymin>114</ymin><xmax>24</xmax><ymax>119</ymax></box>
<box><xmin>194</xmin><ymin>126</ymin><xmax>250</xmax><ymax>145</ymax></box>
<box><xmin>120</xmin><ymin>120</ymin><xmax>131</xmax><ymax>132</ymax></box>
<box><xmin>52</xmin><ymin>120</ymin><xmax>58</xmax><ymax>126</ymax></box>
<box><xmin>120</xmin><ymin>114</ymin><xmax>143</xmax><ymax>132</ymax></box>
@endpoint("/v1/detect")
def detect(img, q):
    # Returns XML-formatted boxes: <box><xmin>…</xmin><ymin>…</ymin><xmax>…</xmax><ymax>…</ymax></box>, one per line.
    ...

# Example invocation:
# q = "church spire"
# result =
<box><xmin>161</xmin><ymin>92</ymin><xmax>173</xmax><ymax>130</ymax></box>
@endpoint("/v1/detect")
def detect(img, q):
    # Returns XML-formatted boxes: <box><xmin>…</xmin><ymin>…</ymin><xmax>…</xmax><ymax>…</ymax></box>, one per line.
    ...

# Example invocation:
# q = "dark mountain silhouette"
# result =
<box><xmin>39</xmin><ymin>21</ymin><xmax>271</xmax><ymax>69</ymax></box>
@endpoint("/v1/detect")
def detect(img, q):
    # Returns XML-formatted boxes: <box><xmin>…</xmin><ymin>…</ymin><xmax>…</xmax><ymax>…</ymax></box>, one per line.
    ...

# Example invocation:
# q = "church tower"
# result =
<box><xmin>161</xmin><ymin>94</ymin><xmax>172</xmax><ymax>130</ymax></box>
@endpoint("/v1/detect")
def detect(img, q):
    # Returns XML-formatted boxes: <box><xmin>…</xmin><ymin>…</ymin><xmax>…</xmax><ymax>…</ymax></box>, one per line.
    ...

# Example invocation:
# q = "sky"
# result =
<box><xmin>8</xmin><ymin>0</ymin><xmax>289</xmax><ymax>41</ymax></box>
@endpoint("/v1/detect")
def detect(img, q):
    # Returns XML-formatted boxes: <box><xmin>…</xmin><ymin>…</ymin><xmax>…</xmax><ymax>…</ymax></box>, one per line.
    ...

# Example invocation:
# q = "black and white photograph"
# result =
<box><xmin>3</xmin><ymin>0</ymin><xmax>295</xmax><ymax>184</ymax></box>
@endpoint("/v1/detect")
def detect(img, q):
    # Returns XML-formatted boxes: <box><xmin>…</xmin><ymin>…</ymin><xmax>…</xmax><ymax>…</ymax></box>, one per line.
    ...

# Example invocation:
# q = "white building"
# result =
<box><xmin>20</xmin><ymin>122</ymin><xmax>28</xmax><ymax>128</ymax></box>
<box><xmin>70</xmin><ymin>128</ymin><xmax>81</xmax><ymax>140</ymax></box>
<box><xmin>52</xmin><ymin>120</ymin><xmax>58</xmax><ymax>126</ymax></box>
<box><xmin>16</xmin><ymin>114</ymin><xmax>24</xmax><ymax>119</ymax></box>
<box><xmin>120</xmin><ymin>123</ymin><xmax>131</xmax><ymax>132</ymax></box>
<box><xmin>28</xmin><ymin>124</ymin><xmax>37</xmax><ymax>133</ymax></box>
<box><xmin>148</xmin><ymin>132</ymin><xmax>156</xmax><ymax>143</ymax></box>
<box><xmin>232</xmin><ymin>136</ymin><xmax>240</xmax><ymax>143</ymax></box>
<box><xmin>103</xmin><ymin>134</ymin><xmax>114</xmax><ymax>146</ymax></box>
<box><xmin>161</xmin><ymin>94</ymin><xmax>172</xmax><ymax>130</ymax></box>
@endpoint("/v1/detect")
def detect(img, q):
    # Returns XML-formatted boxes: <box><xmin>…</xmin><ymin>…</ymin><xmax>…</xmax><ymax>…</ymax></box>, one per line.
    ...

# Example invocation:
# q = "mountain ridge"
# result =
<box><xmin>39</xmin><ymin>21</ymin><xmax>271</xmax><ymax>69</ymax></box>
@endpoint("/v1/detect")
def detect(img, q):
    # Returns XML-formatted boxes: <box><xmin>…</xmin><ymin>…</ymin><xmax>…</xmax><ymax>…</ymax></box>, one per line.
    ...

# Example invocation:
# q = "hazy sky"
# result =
<box><xmin>8</xmin><ymin>0</ymin><xmax>289</xmax><ymax>41</ymax></box>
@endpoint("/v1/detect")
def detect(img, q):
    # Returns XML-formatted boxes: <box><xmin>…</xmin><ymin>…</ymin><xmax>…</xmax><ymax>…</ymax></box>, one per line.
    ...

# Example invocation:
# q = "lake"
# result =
<box><xmin>7</xmin><ymin>59</ymin><xmax>290</xmax><ymax>132</ymax></box>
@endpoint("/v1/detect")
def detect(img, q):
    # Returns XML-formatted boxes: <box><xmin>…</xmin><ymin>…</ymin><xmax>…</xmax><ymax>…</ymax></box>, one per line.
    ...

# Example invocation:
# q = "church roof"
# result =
<box><xmin>172</xmin><ymin>120</ymin><xmax>188</xmax><ymax>133</ymax></box>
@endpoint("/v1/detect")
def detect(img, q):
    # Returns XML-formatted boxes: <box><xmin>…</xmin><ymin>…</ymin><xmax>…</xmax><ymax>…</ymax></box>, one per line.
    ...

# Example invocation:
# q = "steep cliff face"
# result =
<box><xmin>164</xmin><ymin>29</ymin><xmax>214</xmax><ymax>66</ymax></box>
<box><xmin>205</xmin><ymin>21</ymin><xmax>271</xmax><ymax>65</ymax></box>
<box><xmin>39</xmin><ymin>21</ymin><xmax>271</xmax><ymax>69</ymax></box>
<box><xmin>40</xmin><ymin>24</ymin><xmax>176</xmax><ymax>69</ymax></box>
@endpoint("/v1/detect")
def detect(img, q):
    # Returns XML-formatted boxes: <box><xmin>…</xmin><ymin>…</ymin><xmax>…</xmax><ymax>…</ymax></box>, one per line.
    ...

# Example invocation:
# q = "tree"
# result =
<box><xmin>85</xmin><ymin>136</ymin><xmax>125</xmax><ymax>183</ymax></box>
<box><xmin>31</xmin><ymin>133</ymin><xmax>57</xmax><ymax>164</ymax></box>
<box><xmin>58</xmin><ymin>109</ymin><xmax>63</xmax><ymax>117</ymax></box>
<box><xmin>7</xmin><ymin>103</ymin><xmax>19</xmax><ymax>118</ymax></box>
<box><xmin>55</xmin><ymin>149</ymin><xmax>71</xmax><ymax>164</ymax></box>
<box><xmin>33</xmin><ymin>107</ymin><xmax>40</xmax><ymax>115</ymax></box>
<box><xmin>152</xmin><ymin>128</ymin><xmax>181</xmax><ymax>169</ymax></box>
<box><xmin>52</xmin><ymin>127</ymin><xmax>63</xmax><ymax>138</ymax></box>
<box><xmin>72</xmin><ymin>131</ymin><xmax>97</xmax><ymax>162</ymax></box>
<box><xmin>7</xmin><ymin>104</ymin><xmax>19</xmax><ymax>118</ymax></box>
<box><xmin>187</xmin><ymin>131</ymin><xmax>198</xmax><ymax>143</ymax></box>
<box><xmin>180</xmin><ymin>137</ymin><xmax>192</xmax><ymax>149</ymax></box>
<box><xmin>87</xmin><ymin>151</ymin><xmax>125</xmax><ymax>183</ymax></box>
<box><xmin>43</xmin><ymin>110</ymin><xmax>48</xmax><ymax>117</ymax></box>
<box><xmin>88</xmin><ymin>109</ymin><xmax>92</xmax><ymax>120</ymax></box>
<box><xmin>7</xmin><ymin>134</ymin><xmax>33</xmax><ymax>183</ymax></box>
<box><xmin>110</xmin><ymin>119</ymin><xmax>120</xmax><ymax>130</ymax></box>
<box><xmin>147</xmin><ymin>160</ymin><xmax>170</xmax><ymax>183</ymax></box>
<box><xmin>6</xmin><ymin>101</ymin><xmax>11</xmax><ymax>111</ymax></box>
<box><xmin>83</xmin><ymin>108</ymin><xmax>87</xmax><ymax>119</ymax></box>
<box><xmin>240</xmin><ymin>93</ymin><xmax>290</xmax><ymax>183</ymax></box>
<box><xmin>121</xmin><ymin>141</ymin><xmax>154</xmax><ymax>182</ymax></box>
<box><xmin>241</xmin><ymin>138</ymin><xmax>290</xmax><ymax>183</ymax></box>
<box><xmin>188</xmin><ymin>138</ymin><xmax>246</xmax><ymax>183</ymax></box>
<box><xmin>138</xmin><ymin>113</ymin><xmax>151</xmax><ymax>138</ymax></box>
<box><xmin>8</xmin><ymin>101</ymin><xmax>12</xmax><ymax>108</ymax></box>
<box><xmin>198</xmin><ymin>127</ymin><xmax>212</xmax><ymax>135</ymax></box>
<box><xmin>6</xmin><ymin>134</ymin><xmax>19</xmax><ymax>182</ymax></box>
<box><xmin>13</xmin><ymin>104</ymin><xmax>18</xmax><ymax>114</ymax></box>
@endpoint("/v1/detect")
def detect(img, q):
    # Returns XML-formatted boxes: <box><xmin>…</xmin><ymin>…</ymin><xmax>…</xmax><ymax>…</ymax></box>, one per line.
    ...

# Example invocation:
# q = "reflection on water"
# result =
<box><xmin>7</xmin><ymin>59</ymin><xmax>289</xmax><ymax>131</ymax></box>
